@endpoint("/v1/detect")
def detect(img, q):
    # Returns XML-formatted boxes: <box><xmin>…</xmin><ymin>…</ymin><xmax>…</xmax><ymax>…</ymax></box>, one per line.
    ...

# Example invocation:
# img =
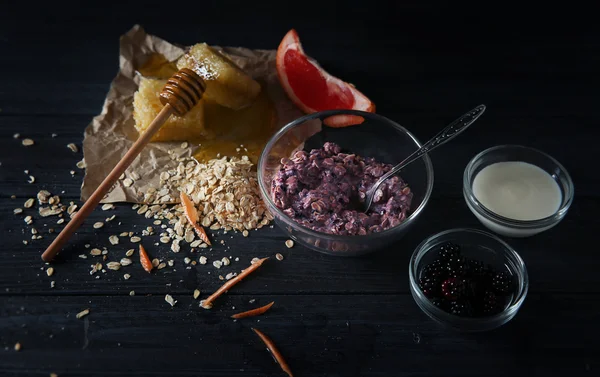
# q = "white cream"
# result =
<box><xmin>469</xmin><ymin>161</ymin><xmax>562</xmax><ymax>237</ymax></box>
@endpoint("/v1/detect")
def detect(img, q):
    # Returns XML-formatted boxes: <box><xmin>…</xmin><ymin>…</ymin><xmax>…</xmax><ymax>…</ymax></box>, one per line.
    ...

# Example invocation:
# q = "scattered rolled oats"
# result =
<box><xmin>167</xmin><ymin>259</ymin><xmax>174</xmax><ymax>267</ymax></box>
<box><xmin>160</xmin><ymin>236</ymin><xmax>170</xmax><ymax>244</ymax></box>
<box><xmin>123</xmin><ymin>178</ymin><xmax>134</xmax><ymax>187</ymax></box>
<box><xmin>193</xmin><ymin>289</ymin><xmax>201</xmax><ymax>299</ymax></box>
<box><xmin>152</xmin><ymin>258</ymin><xmax>160</xmax><ymax>267</ymax></box>
<box><xmin>28</xmin><ymin>175</ymin><xmax>35</xmax><ymax>184</ymax></box>
<box><xmin>67</xmin><ymin>204</ymin><xmax>78</xmax><ymax>215</ymax></box>
<box><xmin>76</xmin><ymin>309</ymin><xmax>90</xmax><ymax>319</ymax></box>
<box><xmin>157</xmin><ymin>262</ymin><xmax>166</xmax><ymax>270</ymax></box>
<box><xmin>199</xmin><ymin>256</ymin><xmax>207</xmax><ymax>265</ymax></box>
<box><xmin>171</xmin><ymin>239</ymin><xmax>181</xmax><ymax>253</ymax></box>
<box><xmin>180</xmin><ymin>141</ymin><xmax>189</xmax><ymax>149</ymax></box>
<box><xmin>285</xmin><ymin>239</ymin><xmax>294</xmax><ymax>248</ymax></box>
<box><xmin>107</xmin><ymin>261</ymin><xmax>121</xmax><ymax>271</ymax></box>
<box><xmin>184</xmin><ymin>257</ymin><xmax>191</xmax><ymax>264</ymax></box>
<box><xmin>76</xmin><ymin>159</ymin><xmax>86</xmax><ymax>169</ymax></box>
<box><xmin>251</xmin><ymin>257</ymin><xmax>260</xmax><ymax>264</ymax></box>
<box><xmin>93</xmin><ymin>222</ymin><xmax>104</xmax><ymax>229</ymax></box>
<box><xmin>22</xmin><ymin>138</ymin><xmax>34</xmax><ymax>146</ymax></box>
<box><xmin>276</xmin><ymin>253</ymin><xmax>284</xmax><ymax>261</ymax></box>
<box><xmin>212</xmin><ymin>260</ymin><xmax>223</xmax><ymax>269</ymax></box>
<box><xmin>137</xmin><ymin>204</ymin><xmax>148</xmax><ymax>215</ymax></box>
<box><xmin>13</xmin><ymin>133</ymin><xmax>20</xmax><ymax>139</ymax></box>
<box><xmin>24</xmin><ymin>215</ymin><xmax>33</xmax><ymax>225</ymax></box>
<box><xmin>14</xmin><ymin>342</ymin><xmax>21</xmax><ymax>351</ymax></box>
<box><xmin>125</xmin><ymin>249</ymin><xmax>135</xmax><ymax>257</ymax></box>
<box><xmin>13</xmin><ymin>208</ymin><xmax>23</xmax><ymax>215</ymax></box>
<box><xmin>130</xmin><ymin>236</ymin><xmax>141</xmax><ymax>243</ymax></box>
<box><xmin>242</xmin><ymin>230</ymin><xmax>249</xmax><ymax>237</ymax></box>
<box><xmin>101</xmin><ymin>204</ymin><xmax>114</xmax><ymax>211</ymax></box>
<box><xmin>225</xmin><ymin>272</ymin><xmax>237</xmax><ymax>280</ymax></box>
<box><xmin>109</xmin><ymin>235</ymin><xmax>119</xmax><ymax>245</ymax></box>
<box><xmin>123</xmin><ymin>273</ymin><xmax>131</xmax><ymax>280</ymax></box>
<box><xmin>106</xmin><ymin>215</ymin><xmax>116</xmax><ymax>222</ymax></box>
<box><xmin>57</xmin><ymin>218</ymin><xmax>65</xmax><ymax>224</ymax></box>
<box><xmin>24</xmin><ymin>198</ymin><xmax>35</xmax><ymax>208</ymax></box>
<box><xmin>136</xmin><ymin>156</ymin><xmax>272</xmax><ymax>239</ymax></box>
<box><xmin>39</xmin><ymin>207</ymin><xmax>61</xmax><ymax>217</ymax></box>
<box><xmin>66</xmin><ymin>143</ymin><xmax>78</xmax><ymax>152</ymax></box>
<box><xmin>190</xmin><ymin>240</ymin><xmax>202</xmax><ymax>248</ymax></box>
<box><xmin>46</xmin><ymin>267</ymin><xmax>54</xmax><ymax>276</ymax></box>
<box><xmin>90</xmin><ymin>248</ymin><xmax>102</xmax><ymax>256</ymax></box>
<box><xmin>37</xmin><ymin>190</ymin><xmax>51</xmax><ymax>203</ymax></box>
<box><xmin>184</xmin><ymin>229</ymin><xmax>195</xmax><ymax>243</ymax></box>
<box><xmin>129</xmin><ymin>290</ymin><xmax>135</xmax><ymax>296</ymax></box>
<box><xmin>120</xmin><ymin>258</ymin><xmax>132</xmax><ymax>266</ymax></box>
<box><xmin>222</xmin><ymin>257</ymin><xmax>230</xmax><ymax>266</ymax></box>
<box><xmin>165</xmin><ymin>294</ymin><xmax>177</xmax><ymax>307</ymax></box>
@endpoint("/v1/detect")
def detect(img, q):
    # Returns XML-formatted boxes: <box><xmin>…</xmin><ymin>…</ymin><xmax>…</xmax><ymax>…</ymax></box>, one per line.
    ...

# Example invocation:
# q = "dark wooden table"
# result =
<box><xmin>1</xmin><ymin>2</ymin><xmax>598</xmax><ymax>376</ymax></box>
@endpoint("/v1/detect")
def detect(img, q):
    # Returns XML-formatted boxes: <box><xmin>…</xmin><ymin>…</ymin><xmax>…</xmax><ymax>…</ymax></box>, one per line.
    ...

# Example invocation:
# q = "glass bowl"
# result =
<box><xmin>409</xmin><ymin>228</ymin><xmax>529</xmax><ymax>332</ymax></box>
<box><xmin>463</xmin><ymin>145</ymin><xmax>574</xmax><ymax>238</ymax></box>
<box><xmin>257</xmin><ymin>109</ymin><xmax>434</xmax><ymax>256</ymax></box>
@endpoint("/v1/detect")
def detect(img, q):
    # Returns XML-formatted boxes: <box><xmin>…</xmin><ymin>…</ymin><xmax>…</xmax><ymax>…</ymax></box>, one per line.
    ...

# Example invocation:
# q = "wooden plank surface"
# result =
<box><xmin>1</xmin><ymin>1</ymin><xmax>599</xmax><ymax>376</ymax></box>
<box><xmin>0</xmin><ymin>294</ymin><xmax>597</xmax><ymax>377</ymax></box>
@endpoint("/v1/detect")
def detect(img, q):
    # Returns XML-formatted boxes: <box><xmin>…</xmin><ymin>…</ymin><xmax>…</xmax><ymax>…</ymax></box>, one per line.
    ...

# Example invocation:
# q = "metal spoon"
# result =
<box><xmin>362</xmin><ymin>104</ymin><xmax>486</xmax><ymax>213</ymax></box>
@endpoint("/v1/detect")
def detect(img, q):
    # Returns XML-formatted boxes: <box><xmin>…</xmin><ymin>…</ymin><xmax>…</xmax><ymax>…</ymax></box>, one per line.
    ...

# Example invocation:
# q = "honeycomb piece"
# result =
<box><xmin>133</xmin><ymin>77</ymin><xmax>206</xmax><ymax>142</ymax></box>
<box><xmin>176</xmin><ymin>43</ymin><xmax>261</xmax><ymax>110</ymax></box>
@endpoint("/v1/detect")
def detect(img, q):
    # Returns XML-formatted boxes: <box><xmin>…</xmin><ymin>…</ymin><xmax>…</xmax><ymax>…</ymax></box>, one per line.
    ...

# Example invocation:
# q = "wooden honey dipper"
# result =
<box><xmin>41</xmin><ymin>68</ymin><xmax>205</xmax><ymax>262</ymax></box>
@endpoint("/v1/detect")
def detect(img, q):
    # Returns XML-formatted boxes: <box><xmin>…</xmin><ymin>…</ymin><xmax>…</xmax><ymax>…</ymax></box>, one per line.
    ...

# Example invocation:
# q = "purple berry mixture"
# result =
<box><xmin>271</xmin><ymin>142</ymin><xmax>413</xmax><ymax>235</ymax></box>
<box><xmin>419</xmin><ymin>242</ymin><xmax>515</xmax><ymax>317</ymax></box>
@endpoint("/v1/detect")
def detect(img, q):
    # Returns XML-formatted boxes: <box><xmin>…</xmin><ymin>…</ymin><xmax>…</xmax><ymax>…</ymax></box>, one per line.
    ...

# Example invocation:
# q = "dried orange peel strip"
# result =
<box><xmin>252</xmin><ymin>327</ymin><xmax>293</xmax><ymax>377</ymax></box>
<box><xmin>139</xmin><ymin>244</ymin><xmax>153</xmax><ymax>273</ymax></box>
<box><xmin>231</xmin><ymin>301</ymin><xmax>274</xmax><ymax>319</ymax></box>
<box><xmin>200</xmin><ymin>257</ymin><xmax>268</xmax><ymax>309</ymax></box>
<box><xmin>180</xmin><ymin>191</ymin><xmax>211</xmax><ymax>246</ymax></box>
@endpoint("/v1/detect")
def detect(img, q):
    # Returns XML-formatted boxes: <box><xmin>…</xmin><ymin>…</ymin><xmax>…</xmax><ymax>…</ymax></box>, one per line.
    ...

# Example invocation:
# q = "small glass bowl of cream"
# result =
<box><xmin>463</xmin><ymin>145</ymin><xmax>574</xmax><ymax>237</ymax></box>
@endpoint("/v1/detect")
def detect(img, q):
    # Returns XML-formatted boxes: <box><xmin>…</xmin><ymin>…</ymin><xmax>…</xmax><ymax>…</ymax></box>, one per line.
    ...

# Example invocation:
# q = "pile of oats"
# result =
<box><xmin>136</xmin><ymin>155</ymin><xmax>273</xmax><ymax>248</ymax></box>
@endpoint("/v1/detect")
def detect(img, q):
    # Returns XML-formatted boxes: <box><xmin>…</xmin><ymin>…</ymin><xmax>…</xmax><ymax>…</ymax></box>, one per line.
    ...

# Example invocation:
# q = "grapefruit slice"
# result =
<box><xmin>276</xmin><ymin>29</ymin><xmax>375</xmax><ymax>127</ymax></box>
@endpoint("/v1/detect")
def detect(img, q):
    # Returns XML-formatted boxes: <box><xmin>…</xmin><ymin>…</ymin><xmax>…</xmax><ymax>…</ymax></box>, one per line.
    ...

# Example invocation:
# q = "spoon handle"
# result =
<box><xmin>387</xmin><ymin>104</ymin><xmax>486</xmax><ymax>178</ymax></box>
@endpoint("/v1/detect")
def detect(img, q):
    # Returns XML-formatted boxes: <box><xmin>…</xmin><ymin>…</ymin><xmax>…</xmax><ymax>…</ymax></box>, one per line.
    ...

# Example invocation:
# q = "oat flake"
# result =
<box><xmin>66</xmin><ymin>143</ymin><xmax>78</xmax><ymax>152</ymax></box>
<box><xmin>165</xmin><ymin>294</ymin><xmax>177</xmax><ymax>307</ymax></box>
<box><xmin>76</xmin><ymin>309</ymin><xmax>90</xmax><ymax>319</ymax></box>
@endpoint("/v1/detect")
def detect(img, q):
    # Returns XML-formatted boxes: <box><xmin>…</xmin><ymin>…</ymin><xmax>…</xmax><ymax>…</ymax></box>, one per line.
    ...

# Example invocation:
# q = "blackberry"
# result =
<box><xmin>482</xmin><ymin>291</ymin><xmax>503</xmax><ymax>315</ymax></box>
<box><xmin>422</xmin><ymin>259</ymin><xmax>447</xmax><ymax>281</ymax></box>
<box><xmin>431</xmin><ymin>297</ymin><xmax>448</xmax><ymax>310</ymax></box>
<box><xmin>446</xmin><ymin>255</ymin><xmax>468</xmax><ymax>277</ymax></box>
<box><xmin>466</xmin><ymin>259</ymin><xmax>485</xmax><ymax>277</ymax></box>
<box><xmin>450</xmin><ymin>300</ymin><xmax>473</xmax><ymax>317</ymax></box>
<box><xmin>438</xmin><ymin>242</ymin><xmax>461</xmax><ymax>261</ymax></box>
<box><xmin>492</xmin><ymin>271</ymin><xmax>512</xmax><ymax>294</ymax></box>
<box><xmin>419</xmin><ymin>276</ymin><xmax>440</xmax><ymax>298</ymax></box>
<box><xmin>441</xmin><ymin>278</ymin><xmax>467</xmax><ymax>300</ymax></box>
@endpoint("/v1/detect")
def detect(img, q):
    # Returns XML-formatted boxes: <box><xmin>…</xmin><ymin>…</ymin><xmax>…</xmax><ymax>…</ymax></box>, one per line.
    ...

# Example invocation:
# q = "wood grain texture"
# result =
<box><xmin>0</xmin><ymin>294</ymin><xmax>597</xmax><ymax>377</ymax></box>
<box><xmin>0</xmin><ymin>1</ymin><xmax>599</xmax><ymax>376</ymax></box>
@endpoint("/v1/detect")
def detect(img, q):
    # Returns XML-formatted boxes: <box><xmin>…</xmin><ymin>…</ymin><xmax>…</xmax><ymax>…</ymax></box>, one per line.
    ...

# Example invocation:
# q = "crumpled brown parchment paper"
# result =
<box><xmin>81</xmin><ymin>24</ymin><xmax>308</xmax><ymax>204</ymax></box>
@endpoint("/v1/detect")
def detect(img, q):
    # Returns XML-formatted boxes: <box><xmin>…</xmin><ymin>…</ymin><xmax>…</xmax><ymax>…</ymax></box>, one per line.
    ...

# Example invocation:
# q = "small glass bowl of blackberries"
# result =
<box><xmin>409</xmin><ymin>228</ymin><xmax>528</xmax><ymax>332</ymax></box>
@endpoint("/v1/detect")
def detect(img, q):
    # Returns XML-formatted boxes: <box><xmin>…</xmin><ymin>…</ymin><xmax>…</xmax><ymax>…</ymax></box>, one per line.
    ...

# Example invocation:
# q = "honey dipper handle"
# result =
<box><xmin>41</xmin><ymin>105</ymin><xmax>174</xmax><ymax>262</ymax></box>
